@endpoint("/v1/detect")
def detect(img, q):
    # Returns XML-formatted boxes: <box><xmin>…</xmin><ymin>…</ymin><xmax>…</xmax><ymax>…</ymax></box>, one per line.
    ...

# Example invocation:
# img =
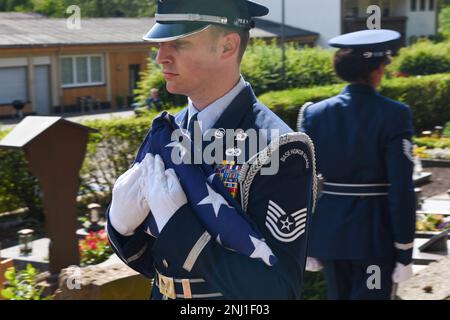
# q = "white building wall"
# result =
<box><xmin>257</xmin><ymin>0</ymin><xmax>437</xmax><ymax>46</ymax></box>
<box><xmin>406</xmin><ymin>0</ymin><xmax>437</xmax><ymax>42</ymax></box>
<box><xmin>257</xmin><ymin>0</ymin><xmax>342</xmax><ymax>47</ymax></box>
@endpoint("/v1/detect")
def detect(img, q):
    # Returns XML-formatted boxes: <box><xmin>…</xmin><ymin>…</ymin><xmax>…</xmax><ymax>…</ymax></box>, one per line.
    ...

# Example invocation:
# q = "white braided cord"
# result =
<box><xmin>296</xmin><ymin>102</ymin><xmax>314</xmax><ymax>132</ymax></box>
<box><xmin>238</xmin><ymin>132</ymin><xmax>318</xmax><ymax>213</ymax></box>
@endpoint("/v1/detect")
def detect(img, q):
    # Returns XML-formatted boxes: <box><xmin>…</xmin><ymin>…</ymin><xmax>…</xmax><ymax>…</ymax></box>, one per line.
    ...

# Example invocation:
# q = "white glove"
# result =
<box><xmin>392</xmin><ymin>262</ymin><xmax>413</xmax><ymax>283</ymax></box>
<box><xmin>141</xmin><ymin>154</ymin><xmax>187</xmax><ymax>236</ymax></box>
<box><xmin>109</xmin><ymin>161</ymin><xmax>150</xmax><ymax>236</ymax></box>
<box><xmin>305</xmin><ymin>257</ymin><xmax>323</xmax><ymax>272</ymax></box>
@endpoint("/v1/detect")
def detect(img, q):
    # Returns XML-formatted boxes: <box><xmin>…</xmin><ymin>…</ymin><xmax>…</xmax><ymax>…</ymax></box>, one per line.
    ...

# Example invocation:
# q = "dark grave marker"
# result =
<box><xmin>0</xmin><ymin>116</ymin><xmax>97</xmax><ymax>276</ymax></box>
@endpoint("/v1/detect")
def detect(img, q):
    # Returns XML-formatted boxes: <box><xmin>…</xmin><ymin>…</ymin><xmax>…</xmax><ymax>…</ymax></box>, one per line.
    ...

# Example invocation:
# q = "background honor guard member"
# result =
<box><xmin>299</xmin><ymin>29</ymin><xmax>416</xmax><ymax>300</ymax></box>
<box><xmin>106</xmin><ymin>0</ymin><xmax>316</xmax><ymax>300</ymax></box>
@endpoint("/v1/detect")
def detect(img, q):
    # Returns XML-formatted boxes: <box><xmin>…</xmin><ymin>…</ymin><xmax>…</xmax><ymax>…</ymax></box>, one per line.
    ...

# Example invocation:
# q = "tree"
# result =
<box><xmin>0</xmin><ymin>0</ymin><xmax>156</xmax><ymax>18</ymax></box>
<box><xmin>440</xmin><ymin>1</ymin><xmax>450</xmax><ymax>34</ymax></box>
<box><xmin>0</xmin><ymin>0</ymin><xmax>33</xmax><ymax>11</ymax></box>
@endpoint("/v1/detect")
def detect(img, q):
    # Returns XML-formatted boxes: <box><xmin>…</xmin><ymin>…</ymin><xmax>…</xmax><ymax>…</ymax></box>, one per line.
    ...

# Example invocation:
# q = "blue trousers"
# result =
<box><xmin>321</xmin><ymin>259</ymin><xmax>395</xmax><ymax>300</ymax></box>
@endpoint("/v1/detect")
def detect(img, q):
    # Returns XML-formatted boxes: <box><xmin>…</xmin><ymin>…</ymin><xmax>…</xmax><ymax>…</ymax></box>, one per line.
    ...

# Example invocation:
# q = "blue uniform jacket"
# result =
<box><xmin>299</xmin><ymin>84</ymin><xmax>416</xmax><ymax>265</ymax></box>
<box><xmin>107</xmin><ymin>84</ymin><xmax>315</xmax><ymax>299</ymax></box>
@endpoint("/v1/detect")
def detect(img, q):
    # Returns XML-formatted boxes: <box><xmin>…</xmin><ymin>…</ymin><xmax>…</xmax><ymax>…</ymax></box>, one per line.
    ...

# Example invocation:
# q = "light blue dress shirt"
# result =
<box><xmin>187</xmin><ymin>76</ymin><xmax>247</xmax><ymax>135</ymax></box>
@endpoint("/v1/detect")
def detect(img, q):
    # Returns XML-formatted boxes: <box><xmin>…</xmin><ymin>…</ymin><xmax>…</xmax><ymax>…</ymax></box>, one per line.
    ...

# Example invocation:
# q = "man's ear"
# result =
<box><xmin>220</xmin><ymin>33</ymin><xmax>240</xmax><ymax>59</ymax></box>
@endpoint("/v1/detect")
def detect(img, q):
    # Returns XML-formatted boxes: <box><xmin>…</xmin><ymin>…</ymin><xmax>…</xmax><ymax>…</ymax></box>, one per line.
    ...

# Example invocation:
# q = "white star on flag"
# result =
<box><xmin>198</xmin><ymin>184</ymin><xmax>232</xmax><ymax>217</ymax></box>
<box><xmin>249</xmin><ymin>235</ymin><xmax>274</xmax><ymax>266</ymax></box>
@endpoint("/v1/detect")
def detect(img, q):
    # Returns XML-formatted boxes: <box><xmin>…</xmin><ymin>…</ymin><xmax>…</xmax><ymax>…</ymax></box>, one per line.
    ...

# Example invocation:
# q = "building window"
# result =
<box><xmin>381</xmin><ymin>0</ymin><xmax>391</xmax><ymax>17</ymax></box>
<box><xmin>429</xmin><ymin>0</ymin><xmax>435</xmax><ymax>10</ymax></box>
<box><xmin>90</xmin><ymin>56</ymin><xmax>103</xmax><ymax>83</ymax></box>
<box><xmin>61</xmin><ymin>55</ymin><xmax>104</xmax><ymax>88</ymax></box>
<box><xmin>0</xmin><ymin>67</ymin><xmax>28</xmax><ymax>104</ymax></box>
<box><xmin>411</xmin><ymin>0</ymin><xmax>417</xmax><ymax>11</ymax></box>
<box><xmin>420</xmin><ymin>0</ymin><xmax>426</xmax><ymax>11</ymax></box>
<box><xmin>344</xmin><ymin>0</ymin><xmax>359</xmax><ymax>18</ymax></box>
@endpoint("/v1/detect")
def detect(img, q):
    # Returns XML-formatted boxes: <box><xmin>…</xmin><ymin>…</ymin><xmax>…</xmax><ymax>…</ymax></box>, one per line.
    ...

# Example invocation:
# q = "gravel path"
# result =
<box><xmin>421</xmin><ymin>167</ymin><xmax>450</xmax><ymax>198</ymax></box>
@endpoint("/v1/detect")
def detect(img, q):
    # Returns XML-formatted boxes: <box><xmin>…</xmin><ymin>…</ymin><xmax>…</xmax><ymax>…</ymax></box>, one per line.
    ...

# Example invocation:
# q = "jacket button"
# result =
<box><xmin>163</xmin><ymin>259</ymin><xmax>169</xmax><ymax>269</ymax></box>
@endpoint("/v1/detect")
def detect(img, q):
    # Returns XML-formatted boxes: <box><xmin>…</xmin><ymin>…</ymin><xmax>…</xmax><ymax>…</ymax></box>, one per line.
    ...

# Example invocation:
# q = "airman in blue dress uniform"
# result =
<box><xmin>298</xmin><ymin>30</ymin><xmax>416</xmax><ymax>300</ymax></box>
<box><xmin>106</xmin><ymin>0</ymin><xmax>316</xmax><ymax>300</ymax></box>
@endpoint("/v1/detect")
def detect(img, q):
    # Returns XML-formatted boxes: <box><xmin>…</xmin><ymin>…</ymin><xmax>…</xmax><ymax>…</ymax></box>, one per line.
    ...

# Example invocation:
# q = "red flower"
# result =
<box><xmin>78</xmin><ymin>229</ymin><xmax>113</xmax><ymax>266</ymax></box>
<box><xmin>98</xmin><ymin>230</ymin><xmax>107</xmax><ymax>240</ymax></box>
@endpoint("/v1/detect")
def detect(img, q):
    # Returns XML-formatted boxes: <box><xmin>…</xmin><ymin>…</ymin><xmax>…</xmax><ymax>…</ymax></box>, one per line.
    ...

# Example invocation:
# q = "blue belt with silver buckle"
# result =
<box><xmin>155</xmin><ymin>269</ymin><xmax>223</xmax><ymax>300</ymax></box>
<box><xmin>321</xmin><ymin>182</ymin><xmax>391</xmax><ymax>196</ymax></box>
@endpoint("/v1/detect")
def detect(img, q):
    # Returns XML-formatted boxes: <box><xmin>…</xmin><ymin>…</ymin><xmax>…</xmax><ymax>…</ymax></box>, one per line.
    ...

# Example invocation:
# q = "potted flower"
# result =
<box><xmin>78</xmin><ymin>230</ymin><xmax>113</xmax><ymax>266</ymax></box>
<box><xmin>416</xmin><ymin>213</ymin><xmax>450</xmax><ymax>238</ymax></box>
<box><xmin>413</xmin><ymin>128</ymin><xmax>450</xmax><ymax>167</ymax></box>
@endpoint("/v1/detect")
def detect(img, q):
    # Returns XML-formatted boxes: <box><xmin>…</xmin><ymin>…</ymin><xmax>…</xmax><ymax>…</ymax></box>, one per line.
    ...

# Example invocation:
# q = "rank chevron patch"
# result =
<box><xmin>265</xmin><ymin>200</ymin><xmax>307</xmax><ymax>243</ymax></box>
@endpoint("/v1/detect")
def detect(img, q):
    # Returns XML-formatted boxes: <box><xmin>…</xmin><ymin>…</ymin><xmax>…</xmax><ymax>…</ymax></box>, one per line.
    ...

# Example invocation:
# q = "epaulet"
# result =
<box><xmin>297</xmin><ymin>102</ymin><xmax>314</xmax><ymax>132</ymax></box>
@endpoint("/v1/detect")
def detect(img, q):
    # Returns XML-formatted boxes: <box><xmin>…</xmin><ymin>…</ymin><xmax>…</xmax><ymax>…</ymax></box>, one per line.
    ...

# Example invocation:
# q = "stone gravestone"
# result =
<box><xmin>0</xmin><ymin>117</ymin><xmax>97</xmax><ymax>277</ymax></box>
<box><xmin>398</xmin><ymin>256</ymin><xmax>450</xmax><ymax>300</ymax></box>
<box><xmin>55</xmin><ymin>256</ymin><xmax>152</xmax><ymax>300</ymax></box>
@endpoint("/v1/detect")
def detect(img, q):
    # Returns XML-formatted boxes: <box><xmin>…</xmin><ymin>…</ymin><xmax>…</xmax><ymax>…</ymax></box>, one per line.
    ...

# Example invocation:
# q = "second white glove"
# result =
<box><xmin>392</xmin><ymin>262</ymin><xmax>413</xmax><ymax>283</ymax></box>
<box><xmin>305</xmin><ymin>257</ymin><xmax>323</xmax><ymax>272</ymax></box>
<box><xmin>141</xmin><ymin>153</ymin><xmax>188</xmax><ymax>236</ymax></box>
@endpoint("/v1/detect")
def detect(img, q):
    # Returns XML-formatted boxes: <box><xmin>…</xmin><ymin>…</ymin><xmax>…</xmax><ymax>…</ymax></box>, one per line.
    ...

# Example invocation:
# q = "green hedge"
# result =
<box><xmin>241</xmin><ymin>39</ymin><xmax>339</xmax><ymax>96</ymax></box>
<box><xmin>380</xmin><ymin>74</ymin><xmax>450</xmax><ymax>131</ymax></box>
<box><xmin>445</xmin><ymin>122</ymin><xmax>450</xmax><ymax>137</ymax></box>
<box><xmin>260</xmin><ymin>73</ymin><xmax>450</xmax><ymax>132</ymax></box>
<box><xmin>387</xmin><ymin>40</ymin><xmax>450</xmax><ymax>76</ymax></box>
<box><xmin>413</xmin><ymin>137</ymin><xmax>450</xmax><ymax>149</ymax></box>
<box><xmin>260</xmin><ymin>84</ymin><xmax>343</xmax><ymax>130</ymax></box>
<box><xmin>439</xmin><ymin>5</ymin><xmax>450</xmax><ymax>35</ymax></box>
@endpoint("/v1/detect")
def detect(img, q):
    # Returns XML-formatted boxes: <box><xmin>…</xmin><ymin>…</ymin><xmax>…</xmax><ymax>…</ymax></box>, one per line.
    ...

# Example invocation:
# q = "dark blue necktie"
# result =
<box><xmin>188</xmin><ymin>113</ymin><xmax>199</xmax><ymax>141</ymax></box>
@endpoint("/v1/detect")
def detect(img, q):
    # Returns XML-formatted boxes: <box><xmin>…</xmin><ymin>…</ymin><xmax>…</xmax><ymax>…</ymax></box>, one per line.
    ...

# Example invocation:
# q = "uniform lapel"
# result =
<box><xmin>174</xmin><ymin>108</ymin><xmax>189</xmax><ymax>130</ymax></box>
<box><xmin>211</xmin><ymin>85</ymin><xmax>256</xmax><ymax>131</ymax></box>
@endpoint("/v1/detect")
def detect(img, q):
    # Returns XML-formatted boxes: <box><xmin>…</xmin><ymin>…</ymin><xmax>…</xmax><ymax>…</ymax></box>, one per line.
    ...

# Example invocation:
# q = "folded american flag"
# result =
<box><xmin>133</xmin><ymin>112</ymin><xmax>277</xmax><ymax>266</ymax></box>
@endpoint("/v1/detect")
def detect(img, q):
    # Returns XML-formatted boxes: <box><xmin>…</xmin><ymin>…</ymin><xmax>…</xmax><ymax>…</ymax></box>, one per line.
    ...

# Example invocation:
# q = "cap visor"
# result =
<box><xmin>328</xmin><ymin>29</ymin><xmax>401</xmax><ymax>48</ymax></box>
<box><xmin>247</xmin><ymin>1</ymin><xmax>269</xmax><ymax>17</ymax></box>
<box><xmin>143</xmin><ymin>22</ymin><xmax>210</xmax><ymax>42</ymax></box>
